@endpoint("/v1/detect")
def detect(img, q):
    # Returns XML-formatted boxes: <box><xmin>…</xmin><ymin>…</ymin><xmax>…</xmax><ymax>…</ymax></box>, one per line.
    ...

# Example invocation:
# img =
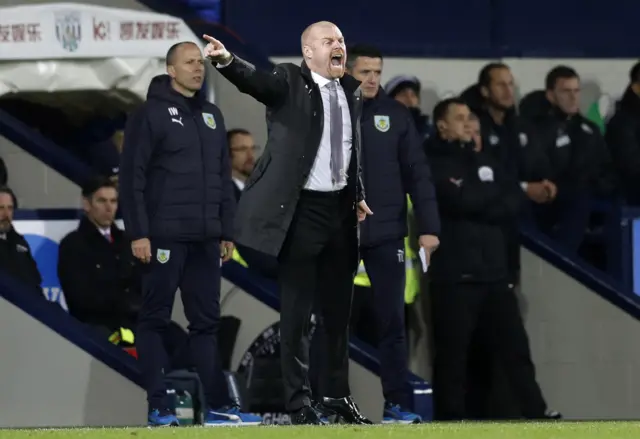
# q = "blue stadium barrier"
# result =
<box><xmin>521</xmin><ymin>226</ymin><xmax>640</xmax><ymax>320</ymax></box>
<box><xmin>0</xmin><ymin>265</ymin><xmax>143</xmax><ymax>387</ymax></box>
<box><xmin>616</xmin><ymin>206</ymin><xmax>640</xmax><ymax>296</ymax></box>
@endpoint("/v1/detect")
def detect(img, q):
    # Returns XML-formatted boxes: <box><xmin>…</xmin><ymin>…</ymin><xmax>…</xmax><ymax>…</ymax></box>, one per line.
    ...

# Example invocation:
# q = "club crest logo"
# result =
<box><xmin>55</xmin><ymin>12</ymin><xmax>82</xmax><ymax>52</ymax></box>
<box><xmin>157</xmin><ymin>249</ymin><xmax>170</xmax><ymax>264</ymax></box>
<box><xmin>374</xmin><ymin>115</ymin><xmax>390</xmax><ymax>132</ymax></box>
<box><xmin>477</xmin><ymin>166</ymin><xmax>494</xmax><ymax>182</ymax></box>
<box><xmin>202</xmin><ymin>113</ymin><xmax>216</xmax><ymax>129</ymax></box>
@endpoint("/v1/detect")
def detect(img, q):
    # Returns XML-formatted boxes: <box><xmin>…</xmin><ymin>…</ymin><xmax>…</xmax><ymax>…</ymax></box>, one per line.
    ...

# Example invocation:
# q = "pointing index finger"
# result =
<box><xmin>202</xmin><ymin>34</ymin><xmax>217</xmax><ymax>44</ymax></box>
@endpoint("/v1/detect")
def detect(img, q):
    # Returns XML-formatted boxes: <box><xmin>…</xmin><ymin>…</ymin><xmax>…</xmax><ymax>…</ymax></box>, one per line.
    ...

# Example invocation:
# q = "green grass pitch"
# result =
<box><xmin>2</xmin><ymin>422</ymin><xmax>640</xmax><ymax>439</ymax></box>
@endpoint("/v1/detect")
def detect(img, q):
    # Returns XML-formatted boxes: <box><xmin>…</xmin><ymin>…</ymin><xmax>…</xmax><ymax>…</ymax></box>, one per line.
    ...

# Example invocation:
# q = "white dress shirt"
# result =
<box><xmin>233</xmin><ymin>177</ymin><xmax>245</xmax><ymax>191</ymax></box>
<box><xmin>98</xmin><ymin>227</ymin><xmax>111</xmax><ymax>241</ymax></box>
<box><xmin>305</xmin><ymin>71</ymin><xmax>352</xmax><ymax>192</ymax></box>
<box><xmin>217</xmin><ymin>58</ymin><xmax>352</xmax><ymax>192</ymax></box>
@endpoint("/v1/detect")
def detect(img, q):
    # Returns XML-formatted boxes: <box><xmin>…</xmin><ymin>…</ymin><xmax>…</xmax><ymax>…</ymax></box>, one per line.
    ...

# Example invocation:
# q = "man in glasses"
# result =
<box><xmin>227</xmin><ymin>128</ymin><xmax>258</xmax><ymax>201</ymax></box>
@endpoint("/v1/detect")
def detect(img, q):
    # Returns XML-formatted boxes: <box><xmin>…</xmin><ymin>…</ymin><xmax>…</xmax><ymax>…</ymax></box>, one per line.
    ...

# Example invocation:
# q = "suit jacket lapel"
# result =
<box><xmin>299</xmin><ymin>61</ymin><xmax>363</xmax><ymax>161</ymax></box>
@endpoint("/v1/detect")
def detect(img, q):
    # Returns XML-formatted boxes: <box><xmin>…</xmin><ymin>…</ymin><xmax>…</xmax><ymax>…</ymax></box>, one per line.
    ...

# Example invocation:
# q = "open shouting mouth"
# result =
<box><xmin>330</xmin><ymin>52</ymin><xmax>344</xmax><ymax>67</ymax></box>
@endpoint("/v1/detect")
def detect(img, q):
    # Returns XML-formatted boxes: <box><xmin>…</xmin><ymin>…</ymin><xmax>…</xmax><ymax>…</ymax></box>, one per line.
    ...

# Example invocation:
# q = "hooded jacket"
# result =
<box><xmin>360</xmin><ymin>88</ymin><xmax>440</xmax><ymax>247</ymax></box>
<box><xmin>460</xmin><ymin>84</ymin><xmax>551</xmax><ymax>183</ymax></box>
<box><xmin>425</xmin><ymin>135</ymin><xmax>523</xmax><ymax>283</ymax></box>
<box><xmin>520</xmin><ymin>90</ymin><xmax>615</xmax><ymax>196</ymax></box>
<box><xmin>120</xmin><ymin>75</ymin><xmax>235</xmax><ymax>242</ymax></box>
<box><xmin>606</xmin><ymin>86</ymin><xmax>640</xmax><ymax>203</ymax></box>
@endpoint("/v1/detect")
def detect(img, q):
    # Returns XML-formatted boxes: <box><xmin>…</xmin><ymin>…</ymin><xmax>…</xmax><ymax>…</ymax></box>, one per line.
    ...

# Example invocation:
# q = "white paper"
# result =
<box><xmin>419</xmin><ymin>247</ymin><xmax>429</xmax><ymax>273</ymax></box>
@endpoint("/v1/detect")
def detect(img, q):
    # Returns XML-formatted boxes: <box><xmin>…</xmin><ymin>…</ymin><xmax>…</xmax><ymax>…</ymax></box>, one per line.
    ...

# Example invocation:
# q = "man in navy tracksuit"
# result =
<box><xmin>344</xmin><ymin>45</ymin><xmax>440</xmax><ymax>422</ymax></box>
<box><xmin>119</xmin><ymin>41</ymin><xmax>261</xmax><ymax>427</ymax></box>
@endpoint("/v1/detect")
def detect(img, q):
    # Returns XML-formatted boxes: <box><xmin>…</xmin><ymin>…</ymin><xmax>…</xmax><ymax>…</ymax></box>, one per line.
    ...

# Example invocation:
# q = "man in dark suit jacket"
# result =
<box><xmin>227</xmin><ymin>128</ymin><xmax>279</xmax><ymax>278</ymax></box>
<box><xmin>57</xmin><ymin>178</ymin><xmax>192</xmax><ymax>379</ymax></box>
<box><xmin>0</xmin><ymin>186</ymin><xmax>42</xmax><ymax>297</ymax></box>
<box><xmin>58</xmin><ymin>178</ymin><xmax>141</xmax><ymax>333</ymax></box>
<box><xmin>227</xmin><ymin>128</ymin><xmax>257</xmax><ymax>201</ymax></box>
<box><xmin>204</xmin><ymin>22</ymin><xmax>373</xmax><ymax>425</ymax></box>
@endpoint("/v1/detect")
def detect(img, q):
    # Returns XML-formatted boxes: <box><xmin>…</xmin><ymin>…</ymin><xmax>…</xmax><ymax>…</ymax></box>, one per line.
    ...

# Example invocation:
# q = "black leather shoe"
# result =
<box><xmin>313</xmin><ymin>402</ymin><xmax>339</xmax><ymax>424</ymax></box>
<box><xmin>320</xmin><ymin>396</ymin><xmax>373</xmax><ymax>424</ymax></box>
<box><xmin>291</xmin><ymin>406</ymin><xmax>326</xmax><ymax>425</ymax></box>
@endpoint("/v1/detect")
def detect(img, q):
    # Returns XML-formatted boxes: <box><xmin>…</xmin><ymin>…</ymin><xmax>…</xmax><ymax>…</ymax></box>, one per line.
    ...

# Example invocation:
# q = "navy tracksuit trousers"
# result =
<box><xmin>360</xmin><ymin>238</ymin><xmax>410</xmax><ymax>406</ymax></box>
<box><xmin>137</xmin><ymin>239</ymin><xmax>229</xmax><ymax>410</ymax></box>
<box><xmin>311</xmin><ymin>238</ymin><xmax>409</xmax><ymax>406</ymax></box>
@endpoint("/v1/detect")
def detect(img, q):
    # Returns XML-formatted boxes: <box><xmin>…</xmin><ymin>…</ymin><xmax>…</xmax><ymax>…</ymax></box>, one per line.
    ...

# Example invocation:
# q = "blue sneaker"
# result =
<box><xmin>382</xmin><ymin>402</ymin><xmax>422</xmax><ymax>424</ymax></box>
<box><xmin>148</xmin><ymin>408</ymin><xmax>179</xmax><ymax>427</ymax></box>
<box><xmin>205</xmin><ymin>405</ymin><xmax>263</xmax><ymax>426</ymax></box>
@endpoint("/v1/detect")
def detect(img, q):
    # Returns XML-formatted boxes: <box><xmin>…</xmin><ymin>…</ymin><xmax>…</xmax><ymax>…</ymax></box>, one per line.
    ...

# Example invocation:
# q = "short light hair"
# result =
<box><xmin>166</xmin><ymin>41</ymin><xmax>198</xmax><ymax>66</ymax></box>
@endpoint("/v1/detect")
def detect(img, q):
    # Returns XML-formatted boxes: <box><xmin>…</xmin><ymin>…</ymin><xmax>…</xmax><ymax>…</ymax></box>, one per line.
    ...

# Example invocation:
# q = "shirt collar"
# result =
<box><xmin>233</xmin><ymin>177</ymin><xmax>245</xmax><ymax>191</ymax></box>
<box><xmin>310</xmin><ymin>71</ymin><xmax>338</xmax><ymax>89</ymax></box>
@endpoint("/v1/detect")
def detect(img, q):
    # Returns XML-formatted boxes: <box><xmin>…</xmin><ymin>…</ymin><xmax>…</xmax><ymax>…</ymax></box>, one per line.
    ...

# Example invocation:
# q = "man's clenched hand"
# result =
<box><xmin>132</xmin><ymin>238</ymin><xmax>151</xmax><ymax>264</ymax></box>
<box><xmin>220</xmin><ymin>240</ymin><xmax>235</xmax><ymax>263</ymax></box>
<box><xmin>418</xmin><ymin>234</ymin><xmax>439</xmax><ymax>264</ymax></box>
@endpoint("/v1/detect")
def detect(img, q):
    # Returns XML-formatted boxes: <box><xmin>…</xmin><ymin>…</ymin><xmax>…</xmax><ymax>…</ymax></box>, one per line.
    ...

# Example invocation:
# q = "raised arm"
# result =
<box><xmin>204</xmin><ymin>34</ymin><xmax>289</xmax><ymax>108</ymax></box>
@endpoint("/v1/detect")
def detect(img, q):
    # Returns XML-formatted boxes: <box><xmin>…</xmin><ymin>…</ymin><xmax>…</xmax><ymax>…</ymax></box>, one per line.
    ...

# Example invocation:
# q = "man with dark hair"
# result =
<box><xmin>0</xmin><ymin>186</ymin><xmax>42</xmax><ymax>296</ymax></box>
<box><xmin>59</xmin><ymin>177</ymin><xmax>192</xmax><ymax>380</ymax></box>
<box><xmin>606</xmin><ymin>60</ymin><xmax>640</xmax><ymax>205</ymax></box>
<box><xmin>461</xmin><ymin>62</ymin><xmax>555</xmax><ymax>287</ymax></box>
<box><xmin>59</xmin><ymin>178</ymin><xmax>141</xmax><ymax>334</ymax></box>
<box><xmin>312</xmin><ymin>43</ymin><xmax>439</xmax><ymax>424</ymax></box>
<box><xmin>119</xmin><ymin>41</ymin><xmax>260</xmax><ymax>426</ymax></box>
<box><xmin>474</xmin><ymin>63</ymin><xmax>555</xmax><ymax>202</ymax></box>
<box><xmin>227</xmin><ymin>128</ymin><xmax>256</xmax><ymax>200</ymax></box>
<box><xmin>520</xmin><ymin>65</ymin><xmax>614</xmax><ymax>253</ymax></box>
<box><xmin>225</xmin><ymin>128</ymin><xmax>279</xmax><ymax>278</ymax></box>
<box><xmin>425</xmin><ymin>98</ymin><xmax>554</xmax><ymax>421</ymax></box>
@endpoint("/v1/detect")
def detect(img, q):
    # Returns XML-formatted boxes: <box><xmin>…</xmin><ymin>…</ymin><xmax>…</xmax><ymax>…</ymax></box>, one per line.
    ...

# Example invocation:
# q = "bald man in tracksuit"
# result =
<box><xmin>119</xmin><ymin>41</ymin><xmax>262</xmax><ymax>427</ymax></box>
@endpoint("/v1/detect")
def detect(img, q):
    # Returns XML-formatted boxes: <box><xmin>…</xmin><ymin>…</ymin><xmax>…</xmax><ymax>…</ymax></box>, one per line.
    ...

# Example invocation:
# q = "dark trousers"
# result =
<box><xmin>311</xmin><ymin>239</ymin><xmax>408</xmax><ymax>406</ymax></box>
<box><xmin>236</xmin><ymin>243</ymin><xmax>278</xmax><ymax>279</ymax></box>
<box><xmin>137</xmin><ymin>239</ymin><xmax>229</xmax><ymax>410</ymax></box>
<box><xmin>429</xmin><ymin>281</ymin><xmax>547</xmax><ymax>421</ymax></box>
<box><xmin>361</xmin><ymin>239</ymin><xmax>409</xmax><ymax>406</ymax></box>
<box><xmin>278</xmin><ymin>189</ymin><xmax>356</xmax><ymax>411</ymax></box>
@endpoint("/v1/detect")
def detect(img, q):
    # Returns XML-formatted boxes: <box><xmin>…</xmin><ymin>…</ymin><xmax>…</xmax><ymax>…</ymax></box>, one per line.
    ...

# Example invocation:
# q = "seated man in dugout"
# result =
<box><xmin>0</xmin><ymin>185</ymin><xmax>44</xmax><ymax>298</ymax></box>
<box><xmin>58</xmin><ymin>177</ymin><xmax>190</xmax><ymax>369</ymax></box>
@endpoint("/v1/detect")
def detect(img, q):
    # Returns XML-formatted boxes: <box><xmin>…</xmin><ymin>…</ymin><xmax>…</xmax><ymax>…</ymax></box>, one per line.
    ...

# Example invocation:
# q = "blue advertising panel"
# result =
<box><xmin>633</xmin><ymin>219</ymin><xmax>640</xmax><ymax>296</ymax></box>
